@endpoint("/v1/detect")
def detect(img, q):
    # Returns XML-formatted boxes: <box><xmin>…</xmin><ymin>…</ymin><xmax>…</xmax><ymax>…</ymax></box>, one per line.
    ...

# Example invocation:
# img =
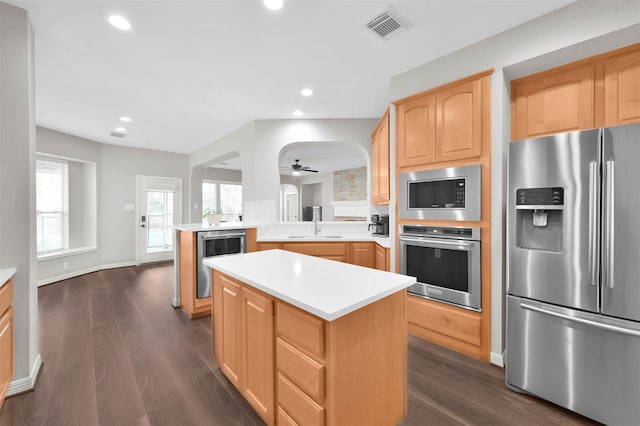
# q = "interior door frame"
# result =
<box><xmin>136</xmin><ymin>175</ymin><xmax>182</xmax><ymax>265</ymax></box>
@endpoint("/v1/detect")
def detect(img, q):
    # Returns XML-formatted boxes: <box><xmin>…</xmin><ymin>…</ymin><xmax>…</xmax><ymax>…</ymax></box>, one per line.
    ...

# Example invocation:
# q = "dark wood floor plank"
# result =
<box><xmin>1</xmin><ymin>262</ymin><xmax>599</xmax><ymax>426</ymax></box>
<box><xmin>91</xmin><ymin>320</ymin><xmax>147</xmax><ymax>426</ymax></box>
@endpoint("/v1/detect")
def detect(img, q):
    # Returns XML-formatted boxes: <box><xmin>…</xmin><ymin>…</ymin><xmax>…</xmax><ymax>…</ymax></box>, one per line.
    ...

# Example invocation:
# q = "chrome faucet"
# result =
<box><xmin>313</xmin><ymin>217</ymin><xmax>321</xmax><ymax>235</ymax></box>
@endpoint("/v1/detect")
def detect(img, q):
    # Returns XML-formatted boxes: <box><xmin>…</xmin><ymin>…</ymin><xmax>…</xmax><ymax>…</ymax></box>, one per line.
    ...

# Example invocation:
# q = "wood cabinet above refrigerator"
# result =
<box><xmin>511</xmin><ymin>42</ymin><xmax>640</xmax><ymax>141</ymax></box>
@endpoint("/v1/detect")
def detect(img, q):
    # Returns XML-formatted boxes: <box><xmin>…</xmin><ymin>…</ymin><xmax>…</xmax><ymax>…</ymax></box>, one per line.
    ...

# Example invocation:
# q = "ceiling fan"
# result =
<box><xmin>282</xmin><ymin>159</ymin><xmax>318</xmax><ymax>175</ymax></box>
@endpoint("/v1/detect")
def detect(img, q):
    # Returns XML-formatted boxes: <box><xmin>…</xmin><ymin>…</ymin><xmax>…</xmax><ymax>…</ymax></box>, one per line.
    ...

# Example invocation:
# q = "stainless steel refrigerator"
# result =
<box><xmin>506</xmin><ymin>124</ymin><xmax>640</xmax><ymax>425</ymax></box>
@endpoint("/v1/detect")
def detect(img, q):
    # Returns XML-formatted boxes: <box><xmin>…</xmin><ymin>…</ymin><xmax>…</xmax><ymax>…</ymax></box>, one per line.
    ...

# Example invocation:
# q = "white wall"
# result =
<box><xmin>36</xmin><ymin>127</ymin><xmax>190</xmax><ymax>283</ymax></box>
<box><xmin>189</xmin><ymin>118</ymin><xmax>376</xmax><ymax>223</ymax></box>
<box><xmin>0</xmin><ymin>2</ymin><xmax>39</xmax><ymax>392</ymax></box>
<box><xmin>389</xmin><ymin>1</ymin><xmax>640</xmax><ymax>364</ymax></box>
<box><xmin>300</xmin><ymin>173</ymin><xmax>333</xmax><ymax>221</ymax></box>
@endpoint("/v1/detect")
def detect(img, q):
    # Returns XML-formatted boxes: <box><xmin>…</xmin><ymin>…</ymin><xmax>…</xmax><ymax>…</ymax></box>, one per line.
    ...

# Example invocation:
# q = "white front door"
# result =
<box><xmin>137</xmin><ymin>176</ymin><xmax>182</xmax><ymax>264</ymax></box>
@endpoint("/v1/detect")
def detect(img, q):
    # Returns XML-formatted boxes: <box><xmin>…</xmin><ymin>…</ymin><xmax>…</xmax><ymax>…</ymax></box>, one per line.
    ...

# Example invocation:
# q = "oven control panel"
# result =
<box><xmin>400</xmin><ymin>225</ymin><xmax>480</xmax><ymax>241</ymax></box>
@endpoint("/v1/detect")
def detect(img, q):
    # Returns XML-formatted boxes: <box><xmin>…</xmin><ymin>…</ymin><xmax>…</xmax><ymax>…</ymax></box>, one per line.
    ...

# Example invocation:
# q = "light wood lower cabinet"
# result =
<box><xmin>262</xmin><ymin>241</ymin><xmax>387</xmax><ymax>270</ymax></box>
<box><xmin>347</xmin><ymin>242</ymin><xmax>374</xmax><ymax>267</ymax></box>
<box><xmin>374</xmin><ymin>244</ymin><xmax>390</xmax><ymax>271</ymax></box>
<box><xmin>0</xmin><ymin>279</ymin><xmax>13</xmax><ymax>410</ymax></box>
<box><xmin>178</xmin><ymin>231</ymin><xmax>211</xmax><ymax>319</ymax></box>
<box><xmin>213</xmin><ymin>271</ymin><xmax>275</xmax><ymax>425</ymax></box>
<box><xmin>281</xmin><ymin>242</ymin><xmax>347</xmax><ymax>264</ymax></box>
<box><xmin>407</xmin><ymin>294</ymin><xmax>482</xmax><ymax>359</ymax></box>
<box><xmin>212</xmin><ymin>270</ymin><xmax>407</xmax><ymax>426</ymax></box>
<box><xmin>178</xmin><ymin>228</ymin><xmax>257</xmax><ymax>319</ymax></box>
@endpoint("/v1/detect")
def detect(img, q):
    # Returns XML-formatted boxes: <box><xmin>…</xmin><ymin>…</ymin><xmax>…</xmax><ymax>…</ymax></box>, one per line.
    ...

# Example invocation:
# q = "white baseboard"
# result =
<box><xmin>37</xmin><ymin>261</ymin><xmax>137</xmax><ymax>287</ymax></box>
<box><xmin>490</xmin><ymin>351</ymin><xmax>504</xmax><ymax>367</ymax></box>
<box><xmin>7</xmin><ymin>353</ymin><xmax>42</xmax><ymax>396</ymax></box>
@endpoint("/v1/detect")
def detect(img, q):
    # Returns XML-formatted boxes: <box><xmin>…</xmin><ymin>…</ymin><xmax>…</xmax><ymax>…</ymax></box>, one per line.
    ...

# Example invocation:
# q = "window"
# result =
<box><xmin>36</xmin><ymin>158</ymin><xmax>69</xmax><ymax>254</ymax></box>
<box><xmin>202</xmin><ymin>181</ymin><xmax>242</xmax><ymax>223</ymax></box>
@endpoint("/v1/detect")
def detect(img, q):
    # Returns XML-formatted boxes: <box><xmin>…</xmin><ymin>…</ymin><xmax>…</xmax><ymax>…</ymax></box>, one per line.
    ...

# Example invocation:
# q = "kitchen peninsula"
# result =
<box><xmin>204</xmin><ymin>249</ymin><xmax>415</xmax><ymax>426</ymax></box>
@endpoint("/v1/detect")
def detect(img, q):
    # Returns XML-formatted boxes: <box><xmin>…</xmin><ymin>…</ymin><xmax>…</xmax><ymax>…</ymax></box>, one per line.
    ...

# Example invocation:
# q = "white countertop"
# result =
<box><xmin>0</xmin><ymin>268</ymin><xmax>16</xmax><ymax>288</ymax></box>
<box><xmin>257</xmin><ymin>234</ymin><xmax>391</xmax><ymax>248</ymax></box>
<box><xmin>174</xmin><ymin>222</ymin><xmax>257</xmax><ymax>232</ymax></box>
<box><xmin>204</xmin><ymin>249</ymin><xmax>415</xmax><ymax>321</ymax></box>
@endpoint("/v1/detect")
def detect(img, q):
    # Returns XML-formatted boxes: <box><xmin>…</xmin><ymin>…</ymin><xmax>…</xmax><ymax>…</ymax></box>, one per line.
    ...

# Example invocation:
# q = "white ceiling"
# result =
<box><xmin>8</xmin><ymin>0</ymin><xmax>575</xmax><ymax>154</ymax></box>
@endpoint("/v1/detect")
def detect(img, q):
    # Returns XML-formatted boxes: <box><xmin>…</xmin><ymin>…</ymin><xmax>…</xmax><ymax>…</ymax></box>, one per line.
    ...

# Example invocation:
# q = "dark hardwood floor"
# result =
<box><xmin>0</xmin><ymin>263</ymin><xmax>598</xmax><ymax>426</ymax></box>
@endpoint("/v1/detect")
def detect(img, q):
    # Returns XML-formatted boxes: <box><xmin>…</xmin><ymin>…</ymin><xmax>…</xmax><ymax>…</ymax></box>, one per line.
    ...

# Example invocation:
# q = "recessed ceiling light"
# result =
<box><xmin>301</xmin><ymin>88</ymin><xmax>313</xmax><ymax>97</ymax></box>
<box><xmin>115</xmin><ymin>127</ymin><xmax>127</xmax><ymax>133</ymax></box>
<box><xmin>263</xmin><ymin>0</ymin><xmax>283</xmax><ymax>11</ymax></box>
<box><xmin>107</xmin><ymin>15</ymin><xmax>132</xmax><ymax>31</ymax></box>
<box><xmin>292</xmin><ymin>110</ymin><xmax>304</xmax><ymax>117</ymax></box>
<box><xmin>119</xmin><ymin>116</ymin><xmax>132</xmax><ymax>123</ymax></box>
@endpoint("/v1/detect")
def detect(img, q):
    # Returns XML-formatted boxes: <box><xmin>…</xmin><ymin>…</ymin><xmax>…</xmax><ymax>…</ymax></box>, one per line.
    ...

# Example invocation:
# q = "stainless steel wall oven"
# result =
<box><xmin>399</xmin><ymin>225</ymin><xmax>481</xmax><ymax>311</ymax></box>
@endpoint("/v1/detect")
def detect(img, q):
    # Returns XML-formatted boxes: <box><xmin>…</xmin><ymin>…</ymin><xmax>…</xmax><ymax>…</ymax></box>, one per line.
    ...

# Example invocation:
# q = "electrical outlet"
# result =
<box><xmin>62</xmin><ymin>262</ymin><xmax>69</xmax><ymax>271</ymax></box>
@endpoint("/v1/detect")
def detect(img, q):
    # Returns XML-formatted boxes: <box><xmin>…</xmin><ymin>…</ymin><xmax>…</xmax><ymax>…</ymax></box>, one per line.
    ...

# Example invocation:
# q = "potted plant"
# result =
<box><xmin>203</xmin><ymin>208</ymin><xmax>224</xmax><ymax>225</ymax></box>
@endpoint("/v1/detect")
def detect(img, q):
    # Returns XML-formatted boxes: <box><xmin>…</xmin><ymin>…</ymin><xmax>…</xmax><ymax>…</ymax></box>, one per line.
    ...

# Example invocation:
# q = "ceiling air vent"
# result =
<box><xmin>110</xmin><ymin>131</ymin><xmax>126</xmax><ymax>138</ymax></box>
<box><xmin>366</xmin><ymin>6</ymin><xmax>410</xmax><ymax>40</ymax></box>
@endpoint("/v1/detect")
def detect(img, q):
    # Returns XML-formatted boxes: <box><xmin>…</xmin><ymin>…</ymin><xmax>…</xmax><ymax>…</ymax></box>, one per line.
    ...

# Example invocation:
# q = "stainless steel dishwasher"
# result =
<box><xmin>196</xmin><ymin>229</ymin><xmax>246</xmax><ymax>298</ymax></box>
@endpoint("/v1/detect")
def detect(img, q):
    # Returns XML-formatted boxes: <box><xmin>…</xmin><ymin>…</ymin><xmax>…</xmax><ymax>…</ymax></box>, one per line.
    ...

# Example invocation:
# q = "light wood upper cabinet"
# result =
<box><xmin>511</xmin><ymin>44</ymin><xmax>640</xmax><ymax>140</ymax></box>
<box><xmin>396</xmin><ymin>71</ymin><xmax>490</xmax><ymax>169</ymax></box>
<box><xmin>605</xmin><ymin>49</ymin><xmax>640</xmax><ymax>126</ymax></box>
<box><xmin>371</xmin><ymin>110</ymin><xmax>390</xmax><ymax>205</ymax></box>
<box><xmin>396</xmin><ymin>94</ymin><xmax>436</xmax><ymax>168</ymax></box>
<box><xmin>435</xmin><ymin>78</ymin><xmax>482</xmax><ymax>162</ymax></box>
<box><xmin>512</xmin><ymin>63</ymin><xmax>595</xmax><ymax>140</ymax></box>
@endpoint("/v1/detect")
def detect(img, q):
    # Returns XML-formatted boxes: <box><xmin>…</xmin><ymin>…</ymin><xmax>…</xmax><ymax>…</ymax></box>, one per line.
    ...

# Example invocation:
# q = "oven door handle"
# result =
<box><xmin>200</xmin><ymin>233</ymin><xmax>246</xmax><ymax>240</ymax></box>
<box><xmin>399</xmin><ymin>236</ymin><xmax>475</xmax><ymax>250</ymax></box>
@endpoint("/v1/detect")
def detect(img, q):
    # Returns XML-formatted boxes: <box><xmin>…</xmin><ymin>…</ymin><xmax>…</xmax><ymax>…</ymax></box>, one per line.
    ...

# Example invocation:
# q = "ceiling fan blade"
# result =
<box><xmin>303</xmin><ymin>168</ymin><xmax>319</xmax><ymax>173</ymax></box>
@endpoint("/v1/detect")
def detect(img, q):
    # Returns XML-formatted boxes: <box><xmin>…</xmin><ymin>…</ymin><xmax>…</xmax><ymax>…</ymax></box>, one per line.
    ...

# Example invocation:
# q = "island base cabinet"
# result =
<box><xmin>0</xmin><ymin>279</ymin><xmax>13</xmax><ymax>409</ymax></box>
<box><xmin>213</xmin><ymin>271</ymin><xmax>275</xmax><ymax>425</ymax></box>
<box><xmin>275</xmin><ymin>291</ymin><xmax>407</xmax><ymax>426</ymax></box>
<box><xmin>212</xmin><ymin>268</ymin><xmax>408</xmax><ymax>426</ymax></box>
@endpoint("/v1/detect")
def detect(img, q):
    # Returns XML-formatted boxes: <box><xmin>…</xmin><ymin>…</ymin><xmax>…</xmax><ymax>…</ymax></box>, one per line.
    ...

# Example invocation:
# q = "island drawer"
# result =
<box><xmin>277</xmin><ymin>338</ymin><xmax>325</xmax><ymax>404</ymax></box>
<box><xmin>276</xmin><ymin>302</ymin><xmax>325</xmax><ymax>360</ymax></box>
<box><xmin>277</xmin><ymin>406</ymin><xmax>298</xmax><ymax>426</ymax></box>
<box><xmin>0</xmin><ymin>280</ymin><xmax>12</xmax><ymax>317</ymax></box>
<box><xmin>278</xmin><ymin>373</ymin><xmax>324</xmax><ymax>426</ymax></box>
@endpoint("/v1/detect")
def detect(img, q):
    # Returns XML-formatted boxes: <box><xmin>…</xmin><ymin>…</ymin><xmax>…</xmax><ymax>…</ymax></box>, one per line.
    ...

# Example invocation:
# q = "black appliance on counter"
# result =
<box><xmin>369</xmin><ymin>214</ymin><xmax>389</xmax><ymax>237</ymax></box>
<box><xmin>302</xmin><ymin>206</ymin><xmax>322</xmax><ymax>222</ymax></box>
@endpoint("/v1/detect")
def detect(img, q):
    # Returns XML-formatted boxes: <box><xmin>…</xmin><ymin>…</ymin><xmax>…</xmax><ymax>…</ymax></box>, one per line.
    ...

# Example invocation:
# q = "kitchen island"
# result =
<box><xmin>204</xmin><ymin>249</ymin><xmax>415</xmax><ymax>426</ymax></box>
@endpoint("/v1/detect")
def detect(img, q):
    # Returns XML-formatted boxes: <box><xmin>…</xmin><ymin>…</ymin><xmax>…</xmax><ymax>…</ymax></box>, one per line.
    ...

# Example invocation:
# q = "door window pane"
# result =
<box><xmin>146</xmin><ymin>190</ymin><xmax>174</xmax><ymax>252</ymax></box>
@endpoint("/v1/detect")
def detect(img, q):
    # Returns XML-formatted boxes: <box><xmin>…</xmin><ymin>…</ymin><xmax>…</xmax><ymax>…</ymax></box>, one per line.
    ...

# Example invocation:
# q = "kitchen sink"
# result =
<box><xmin>287</xmin><ymin>235</ymin><xmax>308</xmax><ymax>238</ymax></box>
<box><xmin>322</xmin><ymin>235</ymin><xmax>342</xmax><ymax>238</ymax></box>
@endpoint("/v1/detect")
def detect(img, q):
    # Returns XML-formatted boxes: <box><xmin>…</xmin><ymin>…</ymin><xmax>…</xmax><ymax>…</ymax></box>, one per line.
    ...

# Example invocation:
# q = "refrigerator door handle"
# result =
<box><xmin>604</xmin><ymin>160</ymin><xmax>615</xmax><ymax>289</ymax></box>
<box><xmin>588</xmin><ymin>161</ymin><xmax>599</xmax><ymax>286</ymax></box>
<box><xmin>520</xmin><ymin>302</ymin><xmax>640</xmax><ymax>337</ymax></box>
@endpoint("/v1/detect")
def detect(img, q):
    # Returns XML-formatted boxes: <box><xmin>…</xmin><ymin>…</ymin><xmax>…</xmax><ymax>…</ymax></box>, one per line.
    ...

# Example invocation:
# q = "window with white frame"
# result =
<box><xmin>202</xmin><ymin>181</ymin><xmax>242</xmax><ymax>223</ymax></box>
<box><xmin>36</xmin><ymin>158</ymin><xmax>69</xmax><ymax>254</ymax></box>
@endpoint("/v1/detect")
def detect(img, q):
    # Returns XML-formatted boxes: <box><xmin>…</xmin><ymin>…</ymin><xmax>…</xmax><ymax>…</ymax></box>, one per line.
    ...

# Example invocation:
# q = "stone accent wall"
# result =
<box><xmin>333</xmin><ymin>167</ymin><xmax>366</xmax><ymax>201</ymax></box>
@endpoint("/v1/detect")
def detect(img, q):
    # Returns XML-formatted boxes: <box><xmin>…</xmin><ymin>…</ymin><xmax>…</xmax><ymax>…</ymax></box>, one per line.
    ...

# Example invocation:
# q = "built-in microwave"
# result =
<box><xmin>398</xmin><ymin>164</ymin><xmax>481</xmax><ymax>221</ymax></box>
